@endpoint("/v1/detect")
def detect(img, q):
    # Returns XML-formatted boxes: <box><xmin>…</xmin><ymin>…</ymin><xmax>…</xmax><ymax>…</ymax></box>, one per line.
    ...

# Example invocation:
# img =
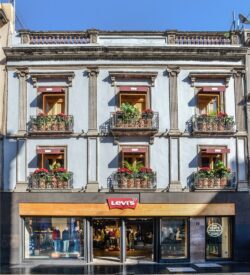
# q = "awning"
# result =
<box><xmin>118</xmin><ymin>86</ymin><xmax>149</xmax><ymax>92</ymax></box>
<box><xmin>201</xmin><ymin>148</ymin><xmax>230</xmax><ymax>154</ymax></box>
<box><xmin>199</xmin><ymin>86</ymin><xmax>225</xmax><ymax>92</ymax></box>
<box><xmin>37</xmin><ymin>87</ymin><xmax>65</xmax><ymax>93</ymax></box>
<box><xmin>122</xmin><ymin>147</ymin><xmax>147</xmax><ymax>153</ymax></box>
<box><xmin>36</xmin><ymin>147</ymin><xmax>65</xmax><ymax>154</ymax></box>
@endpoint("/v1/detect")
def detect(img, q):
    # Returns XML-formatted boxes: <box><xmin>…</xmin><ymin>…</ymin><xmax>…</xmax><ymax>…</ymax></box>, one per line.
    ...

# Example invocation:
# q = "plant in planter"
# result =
<box><xmin>54</xmin><ymin>167</ymin><xmax>71</xmax><ymax>189</ymax></box>
<box><xmin>196</xmin><ymin>167</ymin><xmax>211</xmax><ymax>188</ymax></box>
<box><xmin>33</xmin><ymin>168</ymin><xmax>49</xmax><ymax>189</ymax></box>
<box><xmin>36</xmin><ymin>112</ymin><xmax>48</xmax><ymax>131</ymax></box>
<box><xmin>120</xmin><ymin>103</ymin><xmax>140</xmax><ymax>127</ymax></box>
<box><xmin>214</xmin><ymin>160</ymin><xmax>230</xmax><ymax>187</ymax></box>
<box><xmin>224</xmin><ymin>115</ymin><xmax>235</xmax><ymax>130</ymax></box>
<box><xmin>123</xmin><ymin>160</ymin><xmax>143</xmax><ymax>188</ymax></box>
<box><xmin>139</xmin><ymin>167</ymin><xmax>154</xmax><ymax>188</ymax></box>
<box><xmin>196</xmin><ymin>114</ymin><xmax>208</xmax><ymax>131</ymax></box>
<box><xmin>56</xmin><ymin>113</ymin><xmax>67</xmax><ymax>130</ymax></box>
<box><xmin>142</xmin><ymin>109</ymin><xmax>154</xmax><ymax>127</ymax></box>
<box><xmin>117</xmin><ymin>167</ymin><xmax>131</xmax><ymax>188</ymax></box>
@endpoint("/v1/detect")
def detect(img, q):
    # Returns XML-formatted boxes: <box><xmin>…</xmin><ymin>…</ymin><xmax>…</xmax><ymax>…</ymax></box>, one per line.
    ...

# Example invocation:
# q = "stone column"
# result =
<box><xmin>16</xmin><ymin>69</ymin><xmax>28</xmax><ymax>134</ymax></box>
<box><xmin>167</xmin><ymin>66</ymin><xmax>180</xmax><ymax>134</ymax></box>
<box><xmin>86</xmin><ymin>67</ymin><xmax>99</xmax><ymax>192</ymax></box>
<box><xmin>233</xmin><ymin>69</ymin><xmax>246</xmax><ymax>133</ymax></box>
<box><xmin>167</xmin><ymin>67</ymin><xmax>182</xmax><ymax>191</ymax></box>
<box><xmin>87</xmin><ymin>67</ymin><xmax>99</xmax><ymax>133</ymax></box>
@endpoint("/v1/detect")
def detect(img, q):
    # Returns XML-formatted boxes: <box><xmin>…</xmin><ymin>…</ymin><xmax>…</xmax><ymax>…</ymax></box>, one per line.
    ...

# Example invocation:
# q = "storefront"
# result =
<box><xmin>19</xmin><ymin>199</ymin><xmax>235</xmax><ymax>263</ymax></box>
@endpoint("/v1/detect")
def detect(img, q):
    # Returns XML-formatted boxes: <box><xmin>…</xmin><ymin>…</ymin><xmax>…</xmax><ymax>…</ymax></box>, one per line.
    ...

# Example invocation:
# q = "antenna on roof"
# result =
<box><xmin>231</xmin><ymin>11</ymin><xmax>236</xmax><ymax>31</ymax></box>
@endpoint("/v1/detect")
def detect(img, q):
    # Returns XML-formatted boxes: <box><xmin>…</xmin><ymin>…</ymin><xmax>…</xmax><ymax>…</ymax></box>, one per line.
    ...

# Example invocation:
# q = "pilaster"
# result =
<box><xmin>232</xmin><ymin>69</ymin><xmax>246</xmax><ymax>133</ymax></box>
<box><xmin>16</xmin><ymin>68</ymin><xmax>28</xmax><ymax>134</ymax></box>
<box><xmin>167</xmin><ymin>66</ymin><xmax>180</xmax><ymax>134</ymax></box>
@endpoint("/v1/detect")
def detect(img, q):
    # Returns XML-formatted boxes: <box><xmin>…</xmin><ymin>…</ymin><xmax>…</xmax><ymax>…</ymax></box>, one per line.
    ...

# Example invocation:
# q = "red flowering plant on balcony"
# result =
<box><xmin>139</xmin><ymin>167</ymin><xmax>154</xmax><ymax>179</ymax></box>
<box><xmin>142</xmin><ymin>109</ymin><xmax>154</xmax><ymax>119</ymax></box>
<box><xmin>196</xmin><ymin>167</ymin><xmax>213</xmax><ymax>178</ymax></box>
<box><xmin>117</xmin><ymin>167</ymin><xmax>132</xmax><ymax>175</ymax></box>
<box><xmin>53</xmin><ymin>167</ymin><xmax>72</xmax><ymax>181</ymax></box>
<box><xmin>32</xmin><ymin>168</ymin><xmax>49</xmax><ymax>179</ymax></box>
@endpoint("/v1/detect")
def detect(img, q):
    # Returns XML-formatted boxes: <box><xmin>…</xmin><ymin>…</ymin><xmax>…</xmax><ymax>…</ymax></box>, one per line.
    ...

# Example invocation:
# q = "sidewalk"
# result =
<box><xmin>1</xmin><ymin>262</ymin><xmax>250</xmax><ymax>274</ymax></box>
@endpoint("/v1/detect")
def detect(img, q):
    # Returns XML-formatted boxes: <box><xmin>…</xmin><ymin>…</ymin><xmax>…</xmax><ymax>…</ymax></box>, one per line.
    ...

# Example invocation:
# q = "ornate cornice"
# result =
<box><xmin>109</xmin><ymin>71</ymin><xmax>158</xmax><ymax>86</ymax></box>
<box><xmin>29</xmin><ymin>71</ymin><xmax>75</xmax><ymax>87</ymax></box>
<box><xmin>3</xmin><ymin>46</ymin><xmax>247</xmax><ymax>63</ymax></box>
<box><xmin>189</xmin><ymin>71</ymin><xmax>233</xmax><ymax>87</ymax></box>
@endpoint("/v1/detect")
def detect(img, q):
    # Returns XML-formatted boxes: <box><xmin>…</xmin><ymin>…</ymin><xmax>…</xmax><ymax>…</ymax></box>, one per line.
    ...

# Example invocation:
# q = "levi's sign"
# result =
<box><xmin>107</xmin><ymin>198</ymin><xmax>138</xmax><ymax>209</ymax></box>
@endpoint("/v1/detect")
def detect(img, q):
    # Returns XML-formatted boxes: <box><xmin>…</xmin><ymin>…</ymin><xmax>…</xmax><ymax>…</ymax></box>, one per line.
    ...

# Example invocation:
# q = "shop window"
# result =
<box><xmin>24</xmin><ymin>217</ymin><xmax>85</xmax><ymax>259</ymax></box>
<box><xmin>119</xmin><ymin>86</ymin><xmax>149</xmax><ymax>113</ymax></box>
<box><xmin>121</xmin><ymin>147</ymin><xmax>148</xmax><ymax>167</ymax></box>
<box><xmin>197</xmin><ymin>92</ymin><xmax>220</xmax><ymax>115</ymax></box>
<box><xmin>160</xmin><ymin>218</ymin><xmax>188</xmax><ymax>259</ymax></box>
<box><xmin>206</xmin><ymin>217</ymin><xmax>232</xmax><ymax>259</ymax></box>
<box><xmin>43</xmin><ymin>94</ymin><xmax>65</xmax><ymax>115</ymax></box>
<box><xmin>37</xmin><ymin>147</ymin><xmax>66</xmax><ymax>170</ymax></box>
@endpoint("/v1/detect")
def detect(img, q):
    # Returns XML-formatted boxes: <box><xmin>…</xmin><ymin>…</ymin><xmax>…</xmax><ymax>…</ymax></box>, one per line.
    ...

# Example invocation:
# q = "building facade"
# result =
<box><xmin>1</xmin><ymin>29</ymin><xmax>250</xmax><ymax>265</ymax></box>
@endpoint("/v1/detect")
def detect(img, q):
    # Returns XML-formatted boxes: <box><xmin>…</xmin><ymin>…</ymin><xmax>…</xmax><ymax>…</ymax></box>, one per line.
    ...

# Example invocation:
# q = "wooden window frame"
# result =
<box><xmin>36</xmin><ymin>86</ymin><xmax>69</xmax><ymax>115</ymax></box>
<box><xmin>195</xmin><ymin>87</ymin><xmax>225</xmax><ymax>114</ymax></box>
<box><xmin>37</xmin><ymin>146</ymin><xmax>67</xmax><ymax>170</ymax></box>
<box><xmin>198</xmin><ymin>145</ymin><xmax>228</xmax><ymax>169</ymax></box>
<box><xmin>119</xmin><ymin>145</ymin><xmax>149</xmax><ymax>167</ymax></box>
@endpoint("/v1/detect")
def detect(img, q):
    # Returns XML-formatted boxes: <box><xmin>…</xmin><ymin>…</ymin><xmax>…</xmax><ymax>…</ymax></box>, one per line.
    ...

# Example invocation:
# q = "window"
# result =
<box><xmin>206</xmin><ymin>217</ymin><xmax>232</xmax><ymax>259</ymax></box>
<box><xmin>43</xmin><ymin>94</ymin><xmax>65</xmax><ymax>115</ymax></box>
<box><xmin>199</xmin><ymin>147</ymin><xmax>229</xmax><ymax>169</ymax></box>
<box><xmin>197</xmin><ymin>93</ymin><xmax>220</xmax><ymax>115</ymax></box>
<box><xmin>24</xmin><ymin>217</ymin><xmax>85</xmax><ymax>259</ymax></box>
<box><xmin>118</xmin><ymin>86</ymin><xmax>149</xmax><ymax>112</ymax></box>
<box><xmin>160</xmin><ymin>218</ymin><xmax>188</xmax><ymax>259</ymax></box>
<box><xmin>37</xmin><ymin>87</ymin><xmax>67</xmax><ymax>115</ymax></box>
<box><xmin>37</xmin><ymin>147</ymin><xmax>66</xmax><ymax>170</ymax></box>
<box><xmin>120</xmin><ymin>146</ymin><xmax>148</xmax><ymax>167</ymax></box>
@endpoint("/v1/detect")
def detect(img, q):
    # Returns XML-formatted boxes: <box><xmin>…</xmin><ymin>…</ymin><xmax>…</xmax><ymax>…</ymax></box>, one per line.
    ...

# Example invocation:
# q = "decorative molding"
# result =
<box><xmin>166</xmin><ymin>66</ymin><xmax>180</xmax><ymax>77</ymax></box>
<box><xmin>29</xmin><ymin>71</ymin><xmax>75</xmax><ymax>87</ymax></box>
<box><xmin>189</xmin><ymin>71</ymin><xmax>232</xmax><ymax>87</ymax></box>
<box><xmin>0</xmin><ymin>8</ymin><xmax>8</xmax><ymax>27</ymax></box>
<box><xmin>109</xmin><ymin>71</ymin><xmax>158</xmax><ymax>87</ymax></box>
<box><xmin>231</xmin><ymin>69</ymin><xmax>246</xmax><ymax>78</ymax></box>
<box><xmin>16</xmin><ymin>68</ymin><xmax>29</xmax><ymax>79</ymax></box>
<box><xmin>87</xmin><ymin>67</ymin><xmax>99</xmax><ymax>77</ymax></box>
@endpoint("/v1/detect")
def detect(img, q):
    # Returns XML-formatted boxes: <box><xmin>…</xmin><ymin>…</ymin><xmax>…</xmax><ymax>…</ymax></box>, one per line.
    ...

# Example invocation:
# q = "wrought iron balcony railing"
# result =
<box><xmin>28</xmin><ymin>172</ymin><xmax>73</xmax><ymax>191</ymax></box>
<box><xmin>192</xmin><ymin>115</ymin><xmax>235</xmax><ymax>134</ymax></box>
<box><xmin>110</xmin><ymin>112</ymin><xmax>159</xmax><ymax>135</ymax></box>
<box><xmin>110</xmin><ymin>171</ymin><xmax>157</xmax><ymax>191</ymax></box>
<box><xmin>28</xmin><ymin>115</ymin><xmax>74</xmax><ymax>134</ymax></box>
<box><xmin>192</xmin><ymin>172</ymin><xmax>236</xmax><ymax>191</ymax></box>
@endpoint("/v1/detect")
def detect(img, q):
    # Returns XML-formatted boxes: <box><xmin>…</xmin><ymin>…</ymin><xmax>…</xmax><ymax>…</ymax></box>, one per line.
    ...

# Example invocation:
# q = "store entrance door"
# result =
<box><xmin>92</xmin><ymin>219</ymin><xmax>121</xmax><ymax>262</ymax></box>
<box><xmin>126</xmin><ymin>218</ymin><xmax>154</xmax><ymax>262</ymax></box>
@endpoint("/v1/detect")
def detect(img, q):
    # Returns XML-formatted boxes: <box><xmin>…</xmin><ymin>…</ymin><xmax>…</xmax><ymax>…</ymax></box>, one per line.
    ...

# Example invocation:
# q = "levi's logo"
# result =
<box><xmin>107</xmin><ymin>198</ymin><xmax>138</xmax><ymax>209</ymax></box>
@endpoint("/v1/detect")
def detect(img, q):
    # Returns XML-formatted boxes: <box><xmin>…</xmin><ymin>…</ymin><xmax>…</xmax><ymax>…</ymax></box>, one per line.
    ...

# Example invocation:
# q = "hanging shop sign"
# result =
<box><xmin>107</xmin><ymin>198</ymin><xmax>138</xmax><ymax>210</ymax></box>
<box><xmin>207</xmin><ymin>223</ymin><xmax>223</xmax><ymax>237</ymax></box>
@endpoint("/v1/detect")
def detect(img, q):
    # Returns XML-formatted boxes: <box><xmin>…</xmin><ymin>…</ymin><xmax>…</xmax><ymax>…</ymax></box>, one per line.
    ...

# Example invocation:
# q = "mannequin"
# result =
<box><xmin>62</xmin><ymin>226</ymin><xmax>70</xmax><ymax>256</ymax></box>
<box><xmin>52</xmin><ymin>226</ymin><xmax>61</xmax><ymax>252</ymax></box>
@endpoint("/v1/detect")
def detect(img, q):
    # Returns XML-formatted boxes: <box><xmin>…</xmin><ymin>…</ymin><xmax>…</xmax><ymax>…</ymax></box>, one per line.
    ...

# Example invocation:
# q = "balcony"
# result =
<box><xmin>110</xmin><ymin>168</ymin><xmax>157</xmax><ymax>192</ymax></box>
<box><xmin>28</xmin><ymin>168</ymin><xmax>73</xmax><ymax>191</ymax></box>
<box><xmin>110</xmin><ymin>111</ymin><xmax>159</xmax><ymax>137</ymax></box>
<box><xmin>192</xmin><ymin>169</ymin><xmax>236</xmax><ymax>191</ymax></box>
<box><xmin>28</xmin><ymin>114</ymin><xmax>74</xmax><ymax>135</ymax></box>
<box><xmin>192</xmin><ymin>114</ymin><xmax>235</xmax><ymax>135</ymax></box>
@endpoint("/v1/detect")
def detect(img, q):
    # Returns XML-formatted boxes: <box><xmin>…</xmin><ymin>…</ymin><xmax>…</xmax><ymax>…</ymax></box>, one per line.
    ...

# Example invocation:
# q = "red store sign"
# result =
<box><xmin>107</xmin><ymin>198</ymin><xmax>138</xmax><ymax>210</ymax></box>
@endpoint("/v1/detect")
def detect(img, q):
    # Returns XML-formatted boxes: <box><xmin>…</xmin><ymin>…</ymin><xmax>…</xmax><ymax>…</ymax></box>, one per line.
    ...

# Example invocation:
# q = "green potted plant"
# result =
<box><xmin>36</xmin><ymin>112</ymin><xmax>48</xmax><ymax>131</ymax></box>
<box><xmin>54</xmin><ymin>167</ymin><xmax>71</xmax><ymax>189</ymax></box>
<box><xmin>56</xmin><ymin>113</ymin><xmax>67</xmax><ymax>131</ymax></box>
<box><xmin>116</xmin><ymin>167</ymin><xmax>131</xmax><ymax>188</ymax></box>
<box><xmin>123</xmin><ymin>160</ymin><xmax>143</xmax><ymax>188</ymax></box>
<box><xmin>139</xmin><ymin>167</ymin><xmax>154</xmax><ymax>188</ymax></box>
<box><xmin>32</xmin><ymin>168</ymin><xmax>49</xmax><ymax>189</ymax></box>
<box><xmin>120</xmin><ymin>103</ymin><xmax>140</xmax><ymax>127</ymax></box>
<box><xmin>214</xmin><ymin>160</ymin><xmax>230</xmax><ymax>187</ymax></box>
<box><xmin>196</xmin><ymin>167</ymin><xmax>211</xmax><ymax>187</ymax></box>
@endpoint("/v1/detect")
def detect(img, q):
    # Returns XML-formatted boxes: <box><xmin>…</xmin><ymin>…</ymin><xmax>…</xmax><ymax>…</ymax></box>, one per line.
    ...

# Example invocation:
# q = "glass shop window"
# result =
<box><xmin>24</xmin><ymin>217</ymin><xmax>85</xmax><ymax>259</ymax></box>
<box><xmin>206</xmin><ymin>217</ymin><xmax>232</xmax><ymax>259</ymax></box>
<box><xmin>160</xmin><ymin>218</ymin><xmax>188</xmax><ymax>259</ymax></box>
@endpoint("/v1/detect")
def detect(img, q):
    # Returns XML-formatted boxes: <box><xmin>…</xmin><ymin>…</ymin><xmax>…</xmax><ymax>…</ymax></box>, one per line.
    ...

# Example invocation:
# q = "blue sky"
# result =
<box><xmin>9</xmin><ymin>0</ymin><xmax>250</xmax><ymax>31</ymax></box>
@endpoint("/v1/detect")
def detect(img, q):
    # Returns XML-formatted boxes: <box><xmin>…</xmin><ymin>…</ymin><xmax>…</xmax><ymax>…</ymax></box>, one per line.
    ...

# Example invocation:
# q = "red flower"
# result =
<box><xmin>117</xmin><ymin>168</ymin><xmax>131</xmax><ymax>174</ymax></box>
<box><xmin>143</xmin><ymin>109</ymin><xmax>153</xmax><ymax>114</ymax></box>
<box><xmin>57</xmin><ymin>113</ymin><xmax>66</xmax><ymax>117</ymax></box>
<box><xmin>199</xmin><ymin>167</ymin><xmax>210</xmax><ymax>171</ymax></box>
<box><xmin>34</xmin><ymin>168</ymin><xmax>48</xmax><ymax>174</ymax></box>
<box><xmin>140</xmin><ymin>167</ymin><xmax>153</xmax><ymax>173</ymax></box>
<box><xmin>218</xmin><ymin>112</ymin><xmax>228</xmax><ymax>117</ymax></box>
<box><xmin>54</xmin><ymin>168</ymin><xmax>67</xmax><ymax>173</ymax></box>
